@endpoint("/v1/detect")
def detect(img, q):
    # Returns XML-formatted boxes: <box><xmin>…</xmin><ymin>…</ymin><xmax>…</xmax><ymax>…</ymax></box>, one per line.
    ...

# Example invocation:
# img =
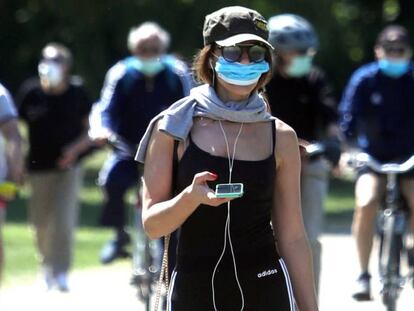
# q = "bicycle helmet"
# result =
<box><xmin>268</xmin><ymin>14</ymin><xmax>319</xmax><ymax>52</ymax></box>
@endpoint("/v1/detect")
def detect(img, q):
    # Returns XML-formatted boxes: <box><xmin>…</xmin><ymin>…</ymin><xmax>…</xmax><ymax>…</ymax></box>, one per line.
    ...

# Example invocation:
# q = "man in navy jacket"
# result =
<box><xmin>90</xmin><ymin>22</ymin><xmax>191</xmax><ymax>264</ymax></box>
<box><xmin>340</xmin><ymin>25</ymin><xmax>414</xmax><ymax>301</ymax></box>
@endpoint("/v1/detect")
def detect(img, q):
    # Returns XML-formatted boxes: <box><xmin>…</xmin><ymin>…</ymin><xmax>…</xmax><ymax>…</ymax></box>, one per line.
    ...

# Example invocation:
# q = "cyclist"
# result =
<box><xmin>90</xmin><ymin>22</ymin><xmax>191</xmax><ymax>265</ymax></box>
<box><xmin>0</xmin><ymin>83</ymin><xmax>23</xmax><ymax>285</ymax></box>
<box><xmin>137</xmin><ymin>6</ymin><xmax>318</xmax><ymax>310</ymax></box>
<box><xmin>266</xmin><ymin>14</ymin><xmax>339</xmax><ymax>294</ymax></box>
<box><xmin>339</xmin><ymin>25</ymin><xmax>414</xmax><ymax>301</ymax></box>
<box><xmin>17</xmin><ymin>43</ymin><xmax>92</xmax><ymax>291</ymax></box>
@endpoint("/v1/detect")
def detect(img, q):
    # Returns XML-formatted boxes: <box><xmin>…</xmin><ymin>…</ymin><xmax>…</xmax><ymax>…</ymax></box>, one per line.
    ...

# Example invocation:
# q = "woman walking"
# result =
<box><xmin>137</xmin><ymin>6</ymin><xmax>318</xmax><ymax>310</ymax></box>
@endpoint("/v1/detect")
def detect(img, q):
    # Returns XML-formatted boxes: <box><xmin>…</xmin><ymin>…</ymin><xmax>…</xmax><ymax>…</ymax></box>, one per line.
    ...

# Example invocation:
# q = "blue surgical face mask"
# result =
<box><xmin>378</xmin><ymin>58</ymin><xmax>410</xmax><ymax>78</ymax></box>
<box><xmin>285</xmin><ymin>55</ymin><xmax>313</xmax><ymax>78</ymax></box>
<box><xmin>139</xmin><ymin>58</ymin><xmax>164</xmax><ymax>77</ymax></box>
<box><xmin>214</xmin><ymin>57</ymin><xmax>270</xmax><ymax>86</ymax></box>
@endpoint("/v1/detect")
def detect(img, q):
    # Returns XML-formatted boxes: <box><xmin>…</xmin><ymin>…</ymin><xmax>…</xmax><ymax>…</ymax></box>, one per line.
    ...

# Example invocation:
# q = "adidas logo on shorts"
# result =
<box><xmin>257</xmin><ymin>268</ymin><xmax>278</xmax><ymax>278</ymax></box>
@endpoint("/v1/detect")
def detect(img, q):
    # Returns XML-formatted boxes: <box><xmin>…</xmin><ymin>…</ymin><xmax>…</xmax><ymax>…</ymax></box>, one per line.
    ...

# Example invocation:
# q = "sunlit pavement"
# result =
<box><xmin>320</xmin><ymin>234</ymin><xmax>414</xmax><ymax>311</ymax></box>
<box><xmin>1</xmin><ymin>234</ymin><xmax>414</xmax><ymax>311</ymax></box>
<box><xmin>0</xmin><ymin>263</ymin><xmax>145</xmax><ymax>311</ymax></box>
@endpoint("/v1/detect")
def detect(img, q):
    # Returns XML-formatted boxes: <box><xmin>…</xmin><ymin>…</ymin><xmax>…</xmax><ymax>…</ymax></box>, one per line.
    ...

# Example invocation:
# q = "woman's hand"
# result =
<box><xmin>186</xmin><ymin>171</ymin><xmax>231</xmax><ymax>207</ymax></box>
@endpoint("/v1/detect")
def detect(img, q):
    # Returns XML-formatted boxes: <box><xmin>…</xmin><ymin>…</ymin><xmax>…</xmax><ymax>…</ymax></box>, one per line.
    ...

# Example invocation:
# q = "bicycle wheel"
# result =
<box><xmin>379</xmin><ymin>212</ymin><xmax>402</xmax><ymax>311</ymax></box>
<box><xmin>130</xmin><ymin>207</ymin><xmax>154</xmax><ymax>309</ymax></box>
<box><xmin>383</xmin><ymin>291</ymin><xmax>396</xmax><ymax>311</ymax></box>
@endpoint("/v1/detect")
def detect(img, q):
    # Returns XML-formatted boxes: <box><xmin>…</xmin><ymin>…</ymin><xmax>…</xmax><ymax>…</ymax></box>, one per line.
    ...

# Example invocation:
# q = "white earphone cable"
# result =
<box><xmin>211</xmin><ymin>120</ymin><xmax>245</xmax><ymax>311</ymax></box>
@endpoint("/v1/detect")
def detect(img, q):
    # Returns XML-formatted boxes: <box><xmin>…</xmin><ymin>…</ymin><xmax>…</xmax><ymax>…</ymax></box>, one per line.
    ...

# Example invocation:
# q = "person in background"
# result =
<box><xmin>340</xmin><ymin>25</ymin><xmax>414</xmax><ymax>301</ymax></box>
<box><xmin>266</xmin><ymin>14</ymin><xmax>339</xmax><ymax>294</ymax></box>
<box><xmin>17</xmin><ymin>43</ymin><xmax>92</xmax><ymax>291</ymax></box>
<box><xmin>89</xmin><ymin>22</ymin><xmax>191</xmax><ymax>265</ymax></box>
<box><xmin>0</xmin><ymin>82</ymin><xmax>23</xmax><ymax>286</ymax></box>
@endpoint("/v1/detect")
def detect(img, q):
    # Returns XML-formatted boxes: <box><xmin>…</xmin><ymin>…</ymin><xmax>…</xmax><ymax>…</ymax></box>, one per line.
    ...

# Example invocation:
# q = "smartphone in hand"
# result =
<box><xmin>215</xmin><ymin>183</ymin><xmax>244</xmax><ymax>199</ymax></box>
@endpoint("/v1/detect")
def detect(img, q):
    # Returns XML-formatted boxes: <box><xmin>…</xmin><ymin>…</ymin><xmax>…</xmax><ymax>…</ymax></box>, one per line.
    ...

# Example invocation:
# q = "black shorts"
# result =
<box><xmin>166</xmin><ymin>258</ymin><xmax>296</xmax><ymax>311</ymax></box>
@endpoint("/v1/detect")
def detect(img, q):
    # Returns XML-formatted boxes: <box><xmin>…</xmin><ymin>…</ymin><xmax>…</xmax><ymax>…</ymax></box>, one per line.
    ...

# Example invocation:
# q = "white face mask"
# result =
<box><xmin>38</xmin><ymin>61</ymin><xmax>64</xmax><ymax>87</ymax></box>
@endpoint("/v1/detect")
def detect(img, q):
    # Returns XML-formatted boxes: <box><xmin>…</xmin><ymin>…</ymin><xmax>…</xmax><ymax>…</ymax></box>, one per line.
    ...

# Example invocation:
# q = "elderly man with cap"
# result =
<box><xmin>340</xmin><ymin>25</ymin><xmax>414</xmax><ymax>301</ymax></box>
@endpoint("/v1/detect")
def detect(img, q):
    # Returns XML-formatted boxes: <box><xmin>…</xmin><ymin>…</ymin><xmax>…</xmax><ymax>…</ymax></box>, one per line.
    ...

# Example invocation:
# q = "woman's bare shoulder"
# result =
<box><xmin>275</xmin><ymin>118</ymin><xmax>298</xmax><ymax>148</ymax></box>
<box><xmin>145</xmin><ymin>119</ymin><xmax>176</xmax><ymax>160</ymax></box>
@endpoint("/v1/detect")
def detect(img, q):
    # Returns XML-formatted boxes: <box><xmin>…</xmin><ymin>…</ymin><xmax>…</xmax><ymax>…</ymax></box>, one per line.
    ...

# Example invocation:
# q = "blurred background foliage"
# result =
<box><xmin>0</xmin><ymin>0</ymin><xmax>413</xmax><ymax>100</ymax></box>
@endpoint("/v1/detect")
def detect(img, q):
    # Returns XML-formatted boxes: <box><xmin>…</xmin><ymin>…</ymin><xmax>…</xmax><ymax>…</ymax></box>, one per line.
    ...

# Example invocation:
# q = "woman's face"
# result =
<box><xmin>212</xmin><ymin>40</ymin><xmax>267</xmax><ymax>97</ymax></box>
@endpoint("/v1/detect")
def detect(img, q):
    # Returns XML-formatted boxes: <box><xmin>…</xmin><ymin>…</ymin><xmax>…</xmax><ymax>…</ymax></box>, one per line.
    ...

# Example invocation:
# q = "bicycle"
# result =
<box><xmin>349</xmin><ymin>152</ymin><xmax>414</xmax><ymax>311</ymax></box>
<box><xmin>130</xmin><ymin>196</ymin><xmax>165</xmax><ymax>311</ymax></box>
<box><xmin>105</xmin><ymin>134</ymin><xmax>165</xmax><ymax>310</ymax></box>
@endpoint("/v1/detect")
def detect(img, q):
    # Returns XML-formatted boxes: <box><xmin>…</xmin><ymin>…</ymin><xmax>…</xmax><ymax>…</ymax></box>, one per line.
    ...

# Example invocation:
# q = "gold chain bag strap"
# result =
<box><xmin>154</xmin><ymin>234</ymin><xmax>171</xmax><ymax>311</ymax></box>
<box><xmin>154</xmin><ymin>140</ymin><xmax>179</xmax><ymax>310</ymax></box>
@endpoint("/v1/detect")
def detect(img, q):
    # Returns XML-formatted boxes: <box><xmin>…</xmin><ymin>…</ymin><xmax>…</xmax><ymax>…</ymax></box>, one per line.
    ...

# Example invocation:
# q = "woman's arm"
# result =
<box><xmin>142</xmin><ymin>122</ymin><xmax>229</xmax><ymax>239</ymax></box>
<box><xmin>271</xmin><ymin>119</ymin><xmax>318</xmax><ymax>311</ymax></box>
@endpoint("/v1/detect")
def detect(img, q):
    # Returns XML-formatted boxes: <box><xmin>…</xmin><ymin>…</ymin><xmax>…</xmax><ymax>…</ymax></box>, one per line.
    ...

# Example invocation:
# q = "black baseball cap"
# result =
<box><xmin>203</xmin><ymin>6</ymin><xmax>273</xmax><ymax>49</ymax></box>
<box><xmin>376</xmin><ymin>25</ymin><xmax>411</xmax><ymax>48</ymax></box>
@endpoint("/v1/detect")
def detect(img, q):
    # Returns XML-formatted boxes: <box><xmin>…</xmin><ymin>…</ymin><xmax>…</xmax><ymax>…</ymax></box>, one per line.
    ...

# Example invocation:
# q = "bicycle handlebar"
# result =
<box><xmin>349</xmin><ymin>153</ymin><xmax>414</xmax><ymax>174</ymax></box>
<box><xmin>304</xmin><ymin>142</ymin><xmax>326</xmax><ymax>158</ymax></box>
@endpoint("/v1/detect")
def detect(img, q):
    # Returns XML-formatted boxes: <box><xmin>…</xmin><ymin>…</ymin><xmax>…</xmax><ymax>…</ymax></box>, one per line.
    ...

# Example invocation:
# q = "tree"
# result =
<box><xmin>0</xmin><ymin>0</ymin><xmax>410</xmax><ymax>98</ymax></box>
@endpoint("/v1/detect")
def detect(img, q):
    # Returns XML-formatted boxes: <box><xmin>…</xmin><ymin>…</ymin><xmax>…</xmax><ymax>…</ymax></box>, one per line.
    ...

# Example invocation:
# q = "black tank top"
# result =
<box><xmin>174</xmin><ymin>121</ymin><xmax>279</xmax><ymax>272</ymax></box>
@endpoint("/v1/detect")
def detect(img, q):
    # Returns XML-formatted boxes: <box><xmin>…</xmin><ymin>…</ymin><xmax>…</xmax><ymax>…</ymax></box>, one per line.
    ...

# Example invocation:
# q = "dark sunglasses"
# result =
<box><xmin>217</xmin><ymin>44</ymin><xmax>268</xmax><ymax>63</ymax></box>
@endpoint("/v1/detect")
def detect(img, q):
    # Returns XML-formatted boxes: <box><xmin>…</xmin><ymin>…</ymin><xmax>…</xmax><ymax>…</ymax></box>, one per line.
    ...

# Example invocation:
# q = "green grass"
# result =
<box><xmin>324</xmin><ymin>176</ymin><xmax>355</xmax><ymax>232</ymax></box>
<box><xmin>2</xmin><ymin>149</ymin><xmax>120</xmax><ymax>287</ymax></box>
<box><xmin>3</xmin><ymin>224</ymin><xmax>113</xmax><ymax>287</ymax></box>
<box><xmin>2</xmin><ymin>148</ymin><xmax>356</xmax><ymax>288</ymax></box>
<box><xmin>326</xmin><ymin>177</ymin><xmax>355</xmax><ymax>216</ymax></box>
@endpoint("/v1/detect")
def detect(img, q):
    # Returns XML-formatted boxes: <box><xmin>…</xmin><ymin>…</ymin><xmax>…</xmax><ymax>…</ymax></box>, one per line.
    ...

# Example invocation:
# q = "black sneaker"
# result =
<box><xmin>352</xmin><ymin>272</ymin><xmax>372</xmax><ymax>301</ymax></box>
<box><xmin>100</xmin><ymin>233</ymin><xmax>131</xmax><ymax>264</ymax></box>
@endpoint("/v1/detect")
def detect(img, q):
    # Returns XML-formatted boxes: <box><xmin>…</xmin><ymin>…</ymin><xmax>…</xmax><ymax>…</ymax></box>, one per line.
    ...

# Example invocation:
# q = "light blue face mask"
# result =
<box><xmin>128</xmin><ymin>57</ymin><xmax>164</xmax><ymax>77</ymax></box>
<box><xmin>285</xmin><ymin>55</ymin><xmax>313</xmax><ymax>78</ymax></box>
<box><xmin>139</xmin><ymin>58</ymin><xmax>165</xmax><ymax>76</ymax></box>
<box><xmin>214</xmin><ymin>57</ymin><xmax>270</xmax><ymax>86</ymax></box>
<box><xmin>378</xmin><ymin>58</ymin><xmax>410</xmax><ymax>78</ymax></box>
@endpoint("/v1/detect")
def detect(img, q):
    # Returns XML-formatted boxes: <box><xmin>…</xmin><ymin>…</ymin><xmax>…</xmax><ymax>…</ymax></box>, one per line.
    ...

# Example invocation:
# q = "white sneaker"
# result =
<box><xmin>55</xmin><ymin>272</ymin><xmax>69</xmax><ymax>292</ymax></box>
<box><xmin>352</xmin><ymin>273</ymin><xmax>371</xmax><ymax>301</ymax></box>
<box><xmin>40</xmin><ymin>268</ymin><xmax>54</xmax><ymax>291</ymax></box>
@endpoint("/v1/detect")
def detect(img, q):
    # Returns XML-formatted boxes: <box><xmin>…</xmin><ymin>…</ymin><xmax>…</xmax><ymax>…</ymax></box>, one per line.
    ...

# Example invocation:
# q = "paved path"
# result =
<box><xmin>0</xmin><ymin>263</ymin><xmax>143</xmax><ymax>311</ymax></box>
<box><xmin>1</xmin><ymin>234</ymin><xmax>413</xmax><ymax>310</ymax></box>
<box><xmin>320</xmin><ymin>234</ymin><xmax>414</xmax><ymax>311</ymax></box>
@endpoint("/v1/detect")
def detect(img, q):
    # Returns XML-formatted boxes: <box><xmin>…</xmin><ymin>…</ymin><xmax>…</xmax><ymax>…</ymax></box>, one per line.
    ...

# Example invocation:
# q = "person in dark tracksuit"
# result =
<box><xmin>266</xmin><ymin>14</ymin><xmax>339</xmax><ymax>296</ymax></box>
<box><xmin>90</xmin><ymin>22</ymin><xmax>191</xmax><ymax>265</ymax></box>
